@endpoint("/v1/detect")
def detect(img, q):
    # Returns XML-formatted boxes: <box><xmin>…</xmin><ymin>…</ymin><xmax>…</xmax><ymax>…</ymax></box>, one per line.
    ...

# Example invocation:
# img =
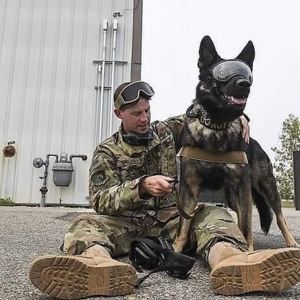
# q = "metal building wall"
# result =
<box><xmin>0</xmin><ymin>0</ymin><xmax>143</xmax><ymax>206</ymax></box>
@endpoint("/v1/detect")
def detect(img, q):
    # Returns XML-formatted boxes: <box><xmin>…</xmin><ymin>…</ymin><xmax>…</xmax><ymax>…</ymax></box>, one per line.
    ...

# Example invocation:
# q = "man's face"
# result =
<box><xmin>115</xmin><ymin>97</ymin><xmax>151</xmax><ymax>134</ymax></box>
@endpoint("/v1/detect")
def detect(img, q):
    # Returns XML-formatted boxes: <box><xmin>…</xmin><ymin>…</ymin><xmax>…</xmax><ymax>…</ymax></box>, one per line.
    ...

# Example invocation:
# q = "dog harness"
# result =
<box><xmin>179</xmin><ymin>146</ymin><xmax>248</xmax><ymax>164</ymax></box>
<box><xmin>174</xmin><ymin>147</ymin><xmax>248</xmax><ymax>220</ymax></box>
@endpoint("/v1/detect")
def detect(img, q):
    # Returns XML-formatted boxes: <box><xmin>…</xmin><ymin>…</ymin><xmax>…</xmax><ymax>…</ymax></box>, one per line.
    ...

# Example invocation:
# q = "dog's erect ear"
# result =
<box><xmin>197</xmin><ymin>36</ymin><xmax>221</xmax><ymax>70</ymax></box>
<box><xmin>236</xmin><ymin>41</ymin><xmax>255</xmax><ymax>70</ymax></box>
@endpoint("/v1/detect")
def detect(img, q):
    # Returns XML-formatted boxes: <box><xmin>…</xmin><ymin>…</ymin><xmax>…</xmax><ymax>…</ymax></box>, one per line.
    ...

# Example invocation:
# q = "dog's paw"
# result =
<box><xmin>172</xmin><ymin>242</ymin><xmax>183</xmax><ymax>253</ymax></box>
<box><xmin>287</xmin><ymin>242</ymin><xmax>300</xmax><ymax>248</ymax></box>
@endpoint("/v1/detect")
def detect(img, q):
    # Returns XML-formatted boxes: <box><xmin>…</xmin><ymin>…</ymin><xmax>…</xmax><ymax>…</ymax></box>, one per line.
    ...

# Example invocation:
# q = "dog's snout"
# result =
<box><xmin>236</xmin><ymin>78</ymin><xmax>251</xmax><ymax>88</ymax></box>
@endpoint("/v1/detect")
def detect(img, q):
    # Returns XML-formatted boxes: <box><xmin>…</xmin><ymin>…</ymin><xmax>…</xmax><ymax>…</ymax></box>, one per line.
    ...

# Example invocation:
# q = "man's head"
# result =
<box><xmin>114</xmin><ymin>81</ymin><xmax>155</xmax><ymax>134</ymax></box>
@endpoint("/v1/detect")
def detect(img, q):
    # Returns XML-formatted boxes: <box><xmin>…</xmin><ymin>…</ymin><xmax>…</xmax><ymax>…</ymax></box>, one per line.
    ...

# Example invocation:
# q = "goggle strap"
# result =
<box><xmin>115</xmin><ymin>81</ymin><xmax>154</xmax><ymax>108</ymax></box>
<box><xmin>135</xmin><ymin>264</ymin><xmax>190</xmax><ymax>288</ymax></box>
<box><xmin>115</xmin><ymin>93</ymin><xmax>126</xmax><ymax>108</ymax></box>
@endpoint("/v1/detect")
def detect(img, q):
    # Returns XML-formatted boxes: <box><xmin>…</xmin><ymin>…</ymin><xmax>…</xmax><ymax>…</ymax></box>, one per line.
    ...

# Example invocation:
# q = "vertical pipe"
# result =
<box><xmin>39</xmin><ymin>159</ymin><xmax>48</xmax><ymax>207</ymax></box>
<box><xmin>94</xmin><ymin>63</ymin><xmax>101</xmax><ymax>146</ymax></box>
<box><xmin>109</xmin><ymin>18</ymin><xmax>118</xmax><ymax>135</ymax></box>
<box><xmin>293</xmin><ymin>151</ymin><xmax>300</xmax><ymax>210</ymax></box>
<box><xmin>94</xmin><ymin>20</ymin><xmax>103</xmax><ymax>146</ymax></box>
<box><xmin>96</xmin><ymin>20</ymin><xmax>108</xmax><ymax>144</ymax></box>
<box><xmin>39</xmin><ymin>154</ymin><xmax>58</xmax><ymax>207</ymax></box>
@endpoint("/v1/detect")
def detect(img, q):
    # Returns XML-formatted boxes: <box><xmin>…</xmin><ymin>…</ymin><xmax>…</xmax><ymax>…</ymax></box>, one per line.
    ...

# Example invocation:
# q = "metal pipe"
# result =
<box><xmin>94</xmin><ymin>63</ymin><xmax>101</xmax><ymax>146</ymax></box>
<box><xmin>39</xmin><ymin>154</ymin><xmax>58</xmax><ymax>207</ymax></box>
<box><xmin>68</xmin><ymin>154</ymin><xmax>87</xmax><ymax>162</ymax></box>
<box><xmin>39</xmin><ymin>160</ymin><xmax>48</xmax><ymax>208</ymax></box>
<box><xmin>293</xmin><ymin>151</ymin><xmax>300</xmax><ymax>210</ymax></box>
<box><xmin>97</xmin><ymin>19</ymin><xmax>108</xmax><ymax>144</ymax></box>
<box><xmin>94</xmin><ymin>20</ymin><xmax>103</xmax><ymax>146</ymax></box>
<box><xmin>109</xmin><ymin>18</ymin><xmax>118</xmax><ymax>135</ymax></box>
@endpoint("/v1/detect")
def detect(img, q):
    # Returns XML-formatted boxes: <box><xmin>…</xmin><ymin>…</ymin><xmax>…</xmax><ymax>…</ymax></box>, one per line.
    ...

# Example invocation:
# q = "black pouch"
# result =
<box><xmin>130</xmin><ymin>236</ymin><xmax>196</xmax><ymax>287</ymax></box>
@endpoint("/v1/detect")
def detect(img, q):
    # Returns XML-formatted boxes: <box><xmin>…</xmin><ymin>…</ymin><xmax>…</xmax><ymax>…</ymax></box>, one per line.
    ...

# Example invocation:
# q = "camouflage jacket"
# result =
<box><xmin>89</xmin><ymin>115</ymin><xmax>186</xmax><ymax>215</ymax></box>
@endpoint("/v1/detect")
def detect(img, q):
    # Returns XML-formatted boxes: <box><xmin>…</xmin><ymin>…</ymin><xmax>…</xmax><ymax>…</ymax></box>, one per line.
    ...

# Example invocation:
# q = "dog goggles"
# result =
<box><xmin>115</xmin><ymin>81</ymin><xmax>155</xmax><ymax>109</ymax></box>
<box><xmin>212</xmin><ymin>60</ymin><xmax>253</xmax><ymax>83</ymax></box>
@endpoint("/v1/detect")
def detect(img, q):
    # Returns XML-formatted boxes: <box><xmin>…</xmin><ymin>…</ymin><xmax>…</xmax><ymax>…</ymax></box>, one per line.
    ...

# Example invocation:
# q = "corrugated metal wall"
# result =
<box><xmin>0</xmin><ymin>0</ymin><xmax>143</xmax><ymax>206</ymax></box>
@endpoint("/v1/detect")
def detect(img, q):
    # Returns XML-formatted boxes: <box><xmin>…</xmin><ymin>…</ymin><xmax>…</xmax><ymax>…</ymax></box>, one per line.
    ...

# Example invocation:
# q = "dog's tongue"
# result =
<box><xmin>230</xmin><ymin>96</ymin><xmax>247</xmax><ymax>104</ymax></box>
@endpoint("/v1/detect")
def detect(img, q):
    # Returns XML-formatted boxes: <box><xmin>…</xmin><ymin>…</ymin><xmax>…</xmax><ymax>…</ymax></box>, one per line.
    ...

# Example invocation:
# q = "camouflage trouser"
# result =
<box><xmin>62</xmin><ymin>205</ymin><xmax>248</xmax><ymax>260</ymax></box>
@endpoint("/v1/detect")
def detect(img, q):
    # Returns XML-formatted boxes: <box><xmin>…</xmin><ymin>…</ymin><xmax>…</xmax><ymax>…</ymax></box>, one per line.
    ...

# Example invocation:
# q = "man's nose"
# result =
<box><xmin>140</xmin><ymin>112</ymin><xmax>149</xmax><ymax>122</ymax></box>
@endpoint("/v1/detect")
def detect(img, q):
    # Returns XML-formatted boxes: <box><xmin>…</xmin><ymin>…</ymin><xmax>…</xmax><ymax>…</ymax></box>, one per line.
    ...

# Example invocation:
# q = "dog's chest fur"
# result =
<box><xmin>180</xmin><ymin>117</ymin><xmax>247</xmax><ymax>190</ymax></box>
<box><xmin>183</xmin><ymin>117</ymin><xmax>245</xmax><ymax>151</ymax></box>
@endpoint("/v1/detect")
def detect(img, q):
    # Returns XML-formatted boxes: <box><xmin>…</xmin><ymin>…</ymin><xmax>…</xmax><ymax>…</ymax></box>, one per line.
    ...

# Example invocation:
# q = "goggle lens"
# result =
<box><xmin>212</xmin><ymin>60</ymin><xmax>253</xmax><ymax>83</ymax></box>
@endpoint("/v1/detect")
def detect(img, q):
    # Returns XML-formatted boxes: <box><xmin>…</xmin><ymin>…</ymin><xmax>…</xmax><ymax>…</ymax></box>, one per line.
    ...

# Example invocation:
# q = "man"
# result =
<box><xmin>29</xmin><ymin>81</ymin><xmax>300</xmax><ymax>299</ymax></box>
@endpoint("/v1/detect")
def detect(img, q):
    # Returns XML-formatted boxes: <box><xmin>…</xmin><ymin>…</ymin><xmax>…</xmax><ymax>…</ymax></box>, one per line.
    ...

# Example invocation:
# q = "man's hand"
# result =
<box><xmin>239</xmin><ymin>115</ymin><xmax>250</xmax><ymax>144</ymax></box>
<box><xmin>139</xmin><ymin>175</ymin><xmax>176</xmax><ymax>198</ymax></box>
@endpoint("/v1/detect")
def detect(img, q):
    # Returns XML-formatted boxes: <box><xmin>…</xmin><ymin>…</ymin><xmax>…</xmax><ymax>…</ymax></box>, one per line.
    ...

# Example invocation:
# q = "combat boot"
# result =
<box><xmin>209</xmin><ymin>241</ymin><xmax>300</xmax><ymax>295</ymax></box>
<box><xmin>29</xmin><ymin>244</ymin><xmax>137</xmax><ymax>299</ymax></box>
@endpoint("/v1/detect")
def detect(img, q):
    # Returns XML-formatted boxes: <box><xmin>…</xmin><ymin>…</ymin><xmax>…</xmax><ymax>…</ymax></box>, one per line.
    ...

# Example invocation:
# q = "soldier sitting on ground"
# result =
<box><xmin>29</xmin><ymin>81</ymin><xmax>300</xmax><ymax>299</ymax></box>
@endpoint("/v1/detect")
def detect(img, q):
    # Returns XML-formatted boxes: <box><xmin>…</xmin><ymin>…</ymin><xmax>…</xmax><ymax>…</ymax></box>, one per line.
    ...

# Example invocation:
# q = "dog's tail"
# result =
<box><xmin>252</xmin><ymin>187</ymin><xmax>273</xmax><ymax>234</ymax></box>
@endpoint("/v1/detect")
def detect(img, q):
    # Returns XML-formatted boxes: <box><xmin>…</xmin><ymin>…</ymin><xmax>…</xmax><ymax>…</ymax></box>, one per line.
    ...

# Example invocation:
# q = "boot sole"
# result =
<box><xmin>210</xmin><ymin>248</ymin><xmax>300</xmax><ymax>295</ymax></box>
<box><xmin>29</xmin><ymin>255</ymin><xmax>137</xmax><ymax>299</ymax></box>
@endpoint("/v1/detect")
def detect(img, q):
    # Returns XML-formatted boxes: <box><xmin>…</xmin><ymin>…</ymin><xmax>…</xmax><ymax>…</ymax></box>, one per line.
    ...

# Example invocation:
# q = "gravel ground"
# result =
<box><xmin>1</xmin><ymin>205</ymin><xmax>300</xmax><ymax>300</ymax></box>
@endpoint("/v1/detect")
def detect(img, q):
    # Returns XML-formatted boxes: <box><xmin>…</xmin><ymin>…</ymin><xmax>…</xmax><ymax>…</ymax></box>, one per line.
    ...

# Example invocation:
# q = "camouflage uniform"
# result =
<box><xmin>62</xmin><ymin>115</ymin><xmax>248</xmax><ymax>258</ymax></box>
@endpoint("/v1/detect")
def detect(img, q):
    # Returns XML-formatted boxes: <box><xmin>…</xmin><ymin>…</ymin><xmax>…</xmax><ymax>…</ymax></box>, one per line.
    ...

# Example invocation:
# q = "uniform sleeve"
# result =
<box><xmin>162</xmin><ymin>114</ymin><xmax>186</xmax><ymax>152</ymax></box>
<box><xmin>89</xmin><ymin>146</ymin><xmax>147</xmax><ymax>215</ymax></box>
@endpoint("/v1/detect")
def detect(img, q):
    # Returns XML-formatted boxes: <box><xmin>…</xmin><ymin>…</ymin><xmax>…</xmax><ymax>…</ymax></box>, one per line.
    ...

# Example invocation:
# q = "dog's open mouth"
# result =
<box><xmin>222</xmin><ymin>94</ymin><xmax>247</xmax><ymax>105</ymax></box>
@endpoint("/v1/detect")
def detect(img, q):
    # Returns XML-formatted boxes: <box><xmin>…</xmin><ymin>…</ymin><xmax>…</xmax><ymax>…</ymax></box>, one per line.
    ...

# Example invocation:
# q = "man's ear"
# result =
<box><xmin>114</xmin><ymin>108</ymin><xmax>122</xmax><ymax>119</ymax></box>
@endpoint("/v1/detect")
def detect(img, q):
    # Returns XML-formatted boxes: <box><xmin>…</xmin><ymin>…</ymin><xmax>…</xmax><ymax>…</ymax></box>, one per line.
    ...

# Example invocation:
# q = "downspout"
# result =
<box><xmin>109</xmin><ymin>18</ymin><xmax>118</xmax><ymax>135</ymax></box>
<box><xmin>96</xmin><ymin>20</ymin><xmax>108</xmax><ymax>144</ymax></box>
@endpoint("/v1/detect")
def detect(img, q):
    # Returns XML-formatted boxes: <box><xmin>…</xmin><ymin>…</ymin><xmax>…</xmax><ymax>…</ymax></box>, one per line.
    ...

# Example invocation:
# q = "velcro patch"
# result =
<box><xmin>91</xmin><ymin>170</ymin><xmax>109</xmax><ymax>186</ymax></box>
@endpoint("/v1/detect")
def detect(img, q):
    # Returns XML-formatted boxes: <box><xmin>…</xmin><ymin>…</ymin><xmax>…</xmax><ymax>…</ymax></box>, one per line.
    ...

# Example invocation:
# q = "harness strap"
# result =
<box><xmin>179</xmin><ymin>146</ymin><xmax>248</xmax><ymax>164</ymax></box>
<box><xmin>174</xmin><ymin>146</ymin><xmax>248</xmax><ymax>219</ymax></box>
<box><xmin>175</xmin><ymin>192</ymin><xmax>204</xmax><ymax>220</ymax></box>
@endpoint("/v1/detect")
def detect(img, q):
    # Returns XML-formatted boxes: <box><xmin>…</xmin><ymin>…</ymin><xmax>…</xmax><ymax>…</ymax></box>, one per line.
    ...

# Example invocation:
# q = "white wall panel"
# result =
<box><xmin>0</xmin><ymin>0</ymin><xmax>142</xmax><ymax>205</ymax></box>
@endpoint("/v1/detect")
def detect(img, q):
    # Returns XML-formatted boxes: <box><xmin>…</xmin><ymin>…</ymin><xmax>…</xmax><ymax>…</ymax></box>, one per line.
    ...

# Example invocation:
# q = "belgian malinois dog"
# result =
<box><xmin>172</xmin><ymin>35</ymin><xmax>299</xmax><ymax>253</ymax></box>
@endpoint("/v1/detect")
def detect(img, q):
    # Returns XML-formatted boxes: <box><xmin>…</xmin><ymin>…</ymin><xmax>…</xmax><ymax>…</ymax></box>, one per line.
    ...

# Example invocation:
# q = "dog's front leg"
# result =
<box><xmin>173</xmin><ymin>217</ymin><xmax>193</xmax><ymax>253</ymax></box>
<box><xmin>240</xmin><ymin>177</ymin><xmax>253</xmax><ymax>251</ymax></box>
<box><xmin>173</xmin><ymin>159</ymin><xmax>200</xmax><ymax>253</ymax></box>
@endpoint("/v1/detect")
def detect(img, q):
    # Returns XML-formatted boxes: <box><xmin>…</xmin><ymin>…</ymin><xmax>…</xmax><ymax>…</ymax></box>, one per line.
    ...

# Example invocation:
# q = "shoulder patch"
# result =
<box><xmin>91</xmin><ymin>170</ymin><xmax>110</xmax><ymax>186</ymax></box>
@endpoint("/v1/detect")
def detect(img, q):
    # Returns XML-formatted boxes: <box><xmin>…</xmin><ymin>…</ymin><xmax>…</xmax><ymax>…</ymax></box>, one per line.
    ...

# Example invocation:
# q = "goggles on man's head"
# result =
<box><xmin>212</xmin><ymin>60</ymin><xmax>253</xmax><ymax>83</ymax></box>
<box><xmin>115</xmin><ymin>81</ymin><xmax>155</xmax><ymax>109</ymax></box>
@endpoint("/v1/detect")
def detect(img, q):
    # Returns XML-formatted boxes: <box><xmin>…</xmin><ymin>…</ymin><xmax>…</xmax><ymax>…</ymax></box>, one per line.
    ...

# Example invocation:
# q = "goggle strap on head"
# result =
<box><xmin>115</xmin><ymin>94</ymin><xmax>126</xmax><ymax>109</ymax></box>
<box><xmin>115</xmin><ymin>81</ymin><xmax>154</xmax><ymax>109</ymax></box>
<box><xmin>115</xmin><ymin>82</ymin><xmax>138</xmax><ymax>108</ymax></box>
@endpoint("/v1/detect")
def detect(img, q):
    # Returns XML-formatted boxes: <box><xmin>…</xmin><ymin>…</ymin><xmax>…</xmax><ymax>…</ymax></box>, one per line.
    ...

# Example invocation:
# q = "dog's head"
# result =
<box><xmin>194</xmin><ymin>35</ymin><xmax>255</xmax><ymax>122</ymax></box>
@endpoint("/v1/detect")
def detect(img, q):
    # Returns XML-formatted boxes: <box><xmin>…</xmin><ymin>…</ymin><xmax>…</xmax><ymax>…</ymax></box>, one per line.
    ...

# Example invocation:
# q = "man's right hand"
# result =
<box><xmin>139</xmin><ymin>175</ymin><xmax>176</xmax><ymax>198</ymax></box>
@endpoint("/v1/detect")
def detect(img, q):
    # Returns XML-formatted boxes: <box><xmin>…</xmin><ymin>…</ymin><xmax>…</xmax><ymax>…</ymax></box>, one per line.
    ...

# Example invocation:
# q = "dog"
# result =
<box><xmin>172</xmin><ymin>35</ymin><xmax>299</xmax><ymax>253</ymax></box>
